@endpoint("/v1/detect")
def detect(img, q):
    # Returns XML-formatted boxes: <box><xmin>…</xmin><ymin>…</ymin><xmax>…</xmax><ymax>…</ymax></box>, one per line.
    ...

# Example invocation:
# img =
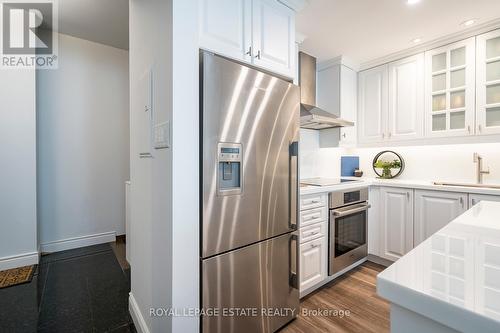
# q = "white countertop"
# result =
<box><xmin>300</xmin><ymin>177</ymin><xmax>500</xmax><ymax>196</ymax></box>
<box><xmin>299</xmin><ymin>179</ymin><xmax>369</xmax><ymax>195</ymax></box>
<box><xmin>377</xmin><ymin>201</ymin><xmax>500</xmax><ymax>333</ymax></box>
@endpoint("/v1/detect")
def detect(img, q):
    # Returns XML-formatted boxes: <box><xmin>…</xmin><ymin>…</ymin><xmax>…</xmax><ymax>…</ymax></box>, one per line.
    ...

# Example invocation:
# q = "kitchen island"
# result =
<box><xmin>377</xmin><ymin>201</ymin><xmax>500</xmax><ymax>333</ymax></box>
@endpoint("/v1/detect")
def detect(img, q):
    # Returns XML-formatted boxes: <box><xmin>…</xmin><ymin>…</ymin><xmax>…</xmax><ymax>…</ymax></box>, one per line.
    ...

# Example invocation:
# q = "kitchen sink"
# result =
<box><xmin>433</xmin><ymin>181</ymin><xmax>500</xmax><ymax>189</ymax></box>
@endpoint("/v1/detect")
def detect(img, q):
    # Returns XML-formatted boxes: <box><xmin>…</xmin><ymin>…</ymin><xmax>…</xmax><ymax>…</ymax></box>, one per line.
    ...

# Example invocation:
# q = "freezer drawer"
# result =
<box><xmin>202</xmin><ymin>232</ymin><xmax>299</xmax><ymax>333</ymax></box>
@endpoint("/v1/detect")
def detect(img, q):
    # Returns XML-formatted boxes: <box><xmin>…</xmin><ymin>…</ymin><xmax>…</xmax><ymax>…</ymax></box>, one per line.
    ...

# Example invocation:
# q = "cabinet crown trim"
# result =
<box><xmin>360</xmin><ymin>17</ymin><xmax>500</xmax><ymax>71</ymax></box>
<box><xmin>278</xmin><ymin>0</ymin><xmax>309</xmax><ymax>12</ymax></box>
<box><xmin>318</xmin><ymin>55</ymin><xmax>360</xmax><ymax>72</ymax></box>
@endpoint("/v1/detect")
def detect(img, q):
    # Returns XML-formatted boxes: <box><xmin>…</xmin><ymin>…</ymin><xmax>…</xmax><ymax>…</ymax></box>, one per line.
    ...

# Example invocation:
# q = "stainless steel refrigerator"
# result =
<box><xmin>200</xmin><ymin>51</ymin><xmax>300</xmax><ymax>333</ymax></box>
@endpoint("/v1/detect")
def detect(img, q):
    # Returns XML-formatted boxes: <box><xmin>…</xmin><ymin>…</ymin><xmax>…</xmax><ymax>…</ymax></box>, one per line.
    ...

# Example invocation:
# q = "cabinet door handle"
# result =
<box><xmin>255</xmin><ymin>50</ymin><xmax>261</xmax><ymax>59</ymax></box>
<box><xmin>468</xmin><ymin>125</ymin><xmax>471</xmax><ymax>133</ymax></box>
<box><xmin>382</xmin><ymin>133</ymin><xmax>385</xmax><ymax>139</ymax></box>
<box><xmin>388</xmin><ymin>132</ymin><xmax>392</xmax><ymax>138</ymax></box>
<box><xmin>406</xmin><ymin>192</ymin><xmax>410</xmax><ymax>200</ymax></box>
<box><xmin>245</xmin><ymin>46</ymin><xmax>252</xmax><ymax>56</ymax></box>
<box><xmin>478</xmin><ymin>125</ymin><xmax>482</xmax><ymax>133</ymax></box>
<box><xmin>460</xmin><ymin>197</ymin><xmax>464</xmax><ymax>207</ymax></box>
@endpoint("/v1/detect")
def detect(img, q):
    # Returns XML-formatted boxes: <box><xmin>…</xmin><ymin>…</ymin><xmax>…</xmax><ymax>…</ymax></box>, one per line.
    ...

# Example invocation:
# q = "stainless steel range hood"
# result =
<box><xmin>299</xmin><ymin>52</ymin><xmax>354</xmax><ymax>130</ymax></box>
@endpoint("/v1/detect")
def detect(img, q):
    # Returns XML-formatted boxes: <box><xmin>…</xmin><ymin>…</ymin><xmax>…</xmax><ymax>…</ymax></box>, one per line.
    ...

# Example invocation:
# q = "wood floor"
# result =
<box><xmin>110</xmin><ymin>235</ymin><xmax>130</xmax><ymax>270</ymax></box>
<box><xmin>281</xmin><ymin>261</ymin><xmax>390</xmax><ymax>333</ymax></box>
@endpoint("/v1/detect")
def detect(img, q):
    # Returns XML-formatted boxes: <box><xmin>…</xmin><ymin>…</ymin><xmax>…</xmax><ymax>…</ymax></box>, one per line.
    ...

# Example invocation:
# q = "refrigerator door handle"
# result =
<box><xmin>289</xmin><ymin>233</ymin><xmax>299</xmax><ymax>289</ymax></box>
<box><xmin>289</xmin><ymin>141</ymin><xmax>299</xmax><ymax>230</ymax></box>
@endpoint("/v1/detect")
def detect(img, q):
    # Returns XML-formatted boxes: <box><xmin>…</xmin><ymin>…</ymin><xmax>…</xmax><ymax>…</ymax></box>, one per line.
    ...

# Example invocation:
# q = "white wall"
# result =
<box><xmin>300</xmin><ymin>129</ymin><xmax>500</xmax><ymax>184</ymax></box>
<box><xmin>129</xmin><ymin>0</ymin><xmax>199</xmax><ymax>332</ymax></box>
<box><xmin>37</xmin><ymin>33</ymin><xmax>129</xmax><ymax>251</ymax></box>
<box><xmin>171</xmin><ymin>1</ymin><xmax>199</xmax><ymax>331</ymax></box>
<box><xmin>354</xmin><ymin>143</ymin><xmax>500</xmax><ymax>183</ymax></box>
<box><xmin>300</xmin><ymin>129</ymin><xmax>343</xmax><ymax>179</ymax></box>
<box><xmin>129</xmin><ymin>0</ymin><xmax>172</xmax><ymax>331</ymax></box>
<box><xmin>0</xmin><ymin>68</ymin><xmax>38</xmax><ymax>270</ymax></box>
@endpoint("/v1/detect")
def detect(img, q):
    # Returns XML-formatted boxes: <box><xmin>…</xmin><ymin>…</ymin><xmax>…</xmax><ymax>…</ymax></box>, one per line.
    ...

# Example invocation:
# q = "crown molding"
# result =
<box><xmin>318</xmin><ymin>55</ymin><xmax>361</xmax><ymax>72</ymax></box>
<box><xmin>278</xmin><ymin>0</ymin><xmax>309</xmax><ymax>12</ymax></box>
<box><xmin>296</xmin><ymin>31</ymin><xmax>307</xmax><ymax>44</ymax></box>
<box><xmin>360</xmin><ymin>18</ymin><xmax>500</xmax><ymax>71</ymax></box>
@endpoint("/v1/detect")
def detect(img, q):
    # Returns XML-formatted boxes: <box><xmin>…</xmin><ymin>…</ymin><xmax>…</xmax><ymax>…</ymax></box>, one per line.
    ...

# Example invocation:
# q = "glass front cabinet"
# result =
<box><xmin>425</xmin><ymin>37</ymin><xmax>476</xmax><ymax>137</ymax></box>
<box><xmin>476</xmin><ymin>29</ymin><xmax>500</xmax><ymax>135</ymax></box>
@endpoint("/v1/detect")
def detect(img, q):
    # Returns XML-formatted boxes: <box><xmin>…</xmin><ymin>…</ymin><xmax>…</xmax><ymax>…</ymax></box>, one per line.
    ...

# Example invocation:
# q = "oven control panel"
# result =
<box><xmin>329</xmin><ymin>187</ymin><xmax>368</xmax><ymax>209</ymax></box>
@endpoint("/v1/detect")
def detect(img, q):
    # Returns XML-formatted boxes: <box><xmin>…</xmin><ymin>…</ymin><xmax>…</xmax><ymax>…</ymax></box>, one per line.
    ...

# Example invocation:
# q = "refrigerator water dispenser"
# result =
<box><xmin>217</xmin><ymin>143</ymin><xmax>242</xmax><ymax>195</ymax></box>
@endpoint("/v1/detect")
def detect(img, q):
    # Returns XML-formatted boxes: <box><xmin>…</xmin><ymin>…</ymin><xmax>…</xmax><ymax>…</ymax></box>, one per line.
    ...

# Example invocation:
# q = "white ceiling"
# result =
<box><xmin>296</xmin><ymin>0</ymin><xmax>500</xmax><ymax>65</ymax></box>
<box><xmin>56</xmin><ymin>0</ymin><xmax>129</xmax><ymax>50</ymax></box>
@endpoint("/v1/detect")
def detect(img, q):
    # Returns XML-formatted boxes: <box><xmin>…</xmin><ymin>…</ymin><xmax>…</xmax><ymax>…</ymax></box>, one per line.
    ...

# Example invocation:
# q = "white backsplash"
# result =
<box><xmin>300</xmin><ymin>129</ymin><xmax>343</xmax><ymax>179</ymax></box>
<box><xmin>300</xmin><ymin>129</ymin><xmax>500</xmax><ymax>184</ymax></box>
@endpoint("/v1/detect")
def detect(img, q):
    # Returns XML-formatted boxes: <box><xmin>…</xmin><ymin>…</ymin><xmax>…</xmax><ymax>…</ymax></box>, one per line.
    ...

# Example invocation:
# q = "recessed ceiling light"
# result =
<box><xmin>461</xmin><ymin>19</ymin><xmax>477</xmax><ymax>27</ymax></box>
<box><xmin>412</xmin><ymin>37</ymin><xmax>422</xmax><ymax>43</ymax></box>
<box><xmin>407</xmin><ymin>0</ymin><xmax>420</xmax><ymax>5</ymax></box>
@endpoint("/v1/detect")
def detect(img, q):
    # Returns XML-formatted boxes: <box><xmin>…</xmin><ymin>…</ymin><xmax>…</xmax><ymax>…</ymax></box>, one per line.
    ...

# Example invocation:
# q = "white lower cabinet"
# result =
<box><xmin>414</xmin><ymin>190</ymin><xmax>468</xmax><ymax>246</ymax></box>
<box><xmin>367</xmin><ymin>186</ymin><xmax>381</xmax><ymax>256</ymax></box>
<box><xmin>299</xmin><ymin>237</ymin><xmax>327</xmax><ymax>291</ymax></box>
<box><xmin>299</xmin><ymin>192</ymin><xmax>328</xmax><ymax>294</ymax></box>
<box><xmin>299</xmin><ymin>221</ymin><xmax>327</xmax><ymax>243</ymax></box>
<box><xmin>373</xmin><ymin>186</ymin><xmax>500</xmax><ymax>264</ymax></box>
<box><xmin>469</xmin><ymin>193</ymin><xmax>500</xmax><ymax>207</ymax></box>
<box><xmin>379</xmin><ymin>187</ymin><xmax>414</xmax><ymax>262</ymax></box>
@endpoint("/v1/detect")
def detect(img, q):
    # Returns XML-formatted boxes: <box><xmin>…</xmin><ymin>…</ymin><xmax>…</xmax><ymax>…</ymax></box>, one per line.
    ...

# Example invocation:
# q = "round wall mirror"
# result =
<box><xmin>372</xmin><ymin>151</ymin><xmax>405</xmax><ymax>179</ymax></box>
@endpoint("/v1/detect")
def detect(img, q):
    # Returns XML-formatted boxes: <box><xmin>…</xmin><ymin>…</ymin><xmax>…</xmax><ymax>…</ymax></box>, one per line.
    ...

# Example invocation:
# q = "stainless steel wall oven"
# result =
<box><xmin>328</xmin><ymin>187</ymin><xmax>369</xmax><ymax>275</ymax></box>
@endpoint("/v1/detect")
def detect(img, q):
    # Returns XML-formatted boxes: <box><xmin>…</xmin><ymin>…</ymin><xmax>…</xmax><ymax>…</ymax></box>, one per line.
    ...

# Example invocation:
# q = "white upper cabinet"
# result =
<box><xmin>379</xmin><ymin>187</ymin><xmax>414</xmax><ymax>262</ymax></box>
<box><xmin>388</xmin><ymin>53</ymin><xmax>424</xmax><ymax>141</ymax></box>
<box><xmin>424</xmin><ymin>38</ymin><xmax>476</xmax><ymax>137</ymax></box>
<box><xmin>476</xmin><ymin>29</ymin><xmax>500</xmax><ymax>135</ymax></box>
<box><xmin>414</xmin><ymin>190</ymin><xmax>468</xmax><ymax>246</ymax></box>
<box><xmin>358</xmin><ymin>64</ymin><xmax>388</xmax><ymax>143</ymax></box>
<box><xmin>199</xmin><ymin>0</ymin><xmax>295</xmax><ymax>79</ymax></box>
<box><xmin>358</xmin><ymin>55</ymin><xmax>425</xmax><ymax>144</ymax></box>
<box><xmin>339</xmin><ymin>65</ymin><xmax>358</xmax><ymax>146</ymax></box>
<box><xmin>199</xmin><ymin>0</ymin><xmax>252</xmax><ymax>62</ymax></box>
<box><xmin>317</xmin><ymin>63</ymin><xmax>358</xmax><ymax>147</ymax></box>
<box><xmin>252</xmin><ymin>0</ymin><xmax>295</xmax><ymax>78</ymax></box>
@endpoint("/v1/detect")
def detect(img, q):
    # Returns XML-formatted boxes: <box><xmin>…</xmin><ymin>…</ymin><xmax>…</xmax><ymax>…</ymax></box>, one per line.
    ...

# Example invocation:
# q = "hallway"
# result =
<box><xmin>0</xmin><ymin>242</ymin><xmax>134</xmax><ymax>332</ymax></box>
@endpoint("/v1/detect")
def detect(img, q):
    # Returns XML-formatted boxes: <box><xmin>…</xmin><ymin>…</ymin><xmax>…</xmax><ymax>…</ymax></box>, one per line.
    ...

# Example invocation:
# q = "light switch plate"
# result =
<box><xmin>154</xmin><ymin>121</ymin><xmax>170</xmax><ymax>149</ymax></box>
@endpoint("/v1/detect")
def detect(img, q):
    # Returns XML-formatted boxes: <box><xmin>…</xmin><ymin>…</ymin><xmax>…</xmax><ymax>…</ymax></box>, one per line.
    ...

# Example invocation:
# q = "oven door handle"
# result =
<box><xmin>332</xmin><ymin>203</ymin><xmax>371</xmax><ymax>218</ymax></box>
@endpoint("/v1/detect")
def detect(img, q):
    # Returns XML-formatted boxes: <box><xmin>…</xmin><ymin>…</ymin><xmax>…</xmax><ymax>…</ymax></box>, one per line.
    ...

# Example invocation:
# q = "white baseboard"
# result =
<box><xmin>40</xmin><ymin>231</ymin><xmax>116</xmax><ymax>253</ymax></box>
<box><xmin>129</xmin><ymin>292</ymin><xmax>150</xmax><ymax>333</ymax></box>
<box><xmin>0</xmin><ymin>251</ymin><xmax>39</xmax><ymax>271</ymax></box>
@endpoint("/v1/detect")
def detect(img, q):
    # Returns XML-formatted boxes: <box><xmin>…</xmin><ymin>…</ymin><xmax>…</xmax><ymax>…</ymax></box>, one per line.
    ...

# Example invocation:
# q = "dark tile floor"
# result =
<box><xmin>0</xmin><ymin>243</ymin><xmax>135</xmax><ymax>333</ymax></box>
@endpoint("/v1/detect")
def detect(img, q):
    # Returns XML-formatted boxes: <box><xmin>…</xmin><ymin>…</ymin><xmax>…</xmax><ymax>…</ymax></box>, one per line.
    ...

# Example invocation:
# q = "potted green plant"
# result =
<box><xmin>373</xmin><ymin>159</ymin><xmax>402</xmax><ymax>179</ymax></box>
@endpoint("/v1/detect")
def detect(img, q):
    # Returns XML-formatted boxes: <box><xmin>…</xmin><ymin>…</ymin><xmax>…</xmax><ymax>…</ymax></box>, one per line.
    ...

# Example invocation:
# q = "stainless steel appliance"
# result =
<box><xmin>328</xmin><ymin>187</ymin><xmax>369</xmax><ymax>275</ymax></box>
<box><xmin>200</xmin><ymin>51</ymin><xmax>300</xmax><ymax>333</ymax></box>
<box><xmin>299</xmin><ymin>52</ymin><xmax>355</xmax><ymax>130</ymax></box>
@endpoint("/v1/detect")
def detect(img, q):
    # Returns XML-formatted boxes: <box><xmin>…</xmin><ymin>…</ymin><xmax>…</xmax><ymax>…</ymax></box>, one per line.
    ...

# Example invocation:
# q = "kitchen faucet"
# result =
<box><xmin>473</xmin><ymin>153</ymin><xmax>490</xmax><ymax>184</ymax></box>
